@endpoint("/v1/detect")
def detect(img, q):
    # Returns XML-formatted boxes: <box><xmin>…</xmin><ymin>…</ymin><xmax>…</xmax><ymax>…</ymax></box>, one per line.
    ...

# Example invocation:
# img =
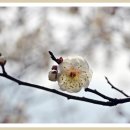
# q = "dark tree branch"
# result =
<box><xmin>105</xmin><ymin>76</ymin><xmax>129</xmax><ymax>97</ymax></box>
<box><xmin>0</xmin><ymin>71</ymin><xmax>130</xmax><ymax>106</ymax></box>
<box><xmin>0</xmin><ymin>72</ymin><xmax>113</xmax><ymax>106</ymax></box>
<box><xmin>0</xmin><ymin>52</ymin><xmax>130</xmax><ymax>106</ymax></box>
<box><xmin>49</xmin><ymin>51</ymin><xmax>59</xmax><ymax>64</ymax></box>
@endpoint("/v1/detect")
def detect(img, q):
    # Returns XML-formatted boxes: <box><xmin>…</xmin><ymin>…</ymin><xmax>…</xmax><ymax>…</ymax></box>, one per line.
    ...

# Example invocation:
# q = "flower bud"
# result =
<box><xmin>51</xmin><ymin>65</ymin><xmax>58</xmax><ymax>70</ymax></box>
<box><xmin>48</xmin><ymin>70</ymin><xmax>58</xmax><ymax>81</ymax></box>
<box><xmin>0</xmin><ymin>56</ymin><xmax>6</xmax><ymax>66</ymax></box>
<box><xmin>57</xmin><ymin>57</ymin><xmax>63</xmax><ymax>64</ymax></box>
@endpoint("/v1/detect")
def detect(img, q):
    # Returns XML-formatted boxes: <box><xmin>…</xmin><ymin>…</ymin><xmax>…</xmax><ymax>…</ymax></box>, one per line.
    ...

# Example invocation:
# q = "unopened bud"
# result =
<box><xmin>0</xmin><ymin>56</ymin><xmax>6</xmax><ymax>66</ymax></box>
<box><xmin>52</xmin><ymin>65</ymin><xmax>58</xmax><ymax>70</ymax></box>
<box><xmin>57</xmin><ymin>57</ymin><xmax>63</xmax><ymax>64</ymax></box>
<box><xmin>48</xmin><ymin>70</ymin><xmax>58</xmax><ymax>81</ymax></box>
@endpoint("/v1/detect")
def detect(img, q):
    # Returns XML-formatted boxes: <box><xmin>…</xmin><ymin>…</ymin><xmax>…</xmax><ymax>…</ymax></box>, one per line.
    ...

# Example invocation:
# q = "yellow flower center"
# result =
<box><xmin>67</xmin><ymin>67</ymin><xmax>80</xmax><ymax>79</ymax></box>
<box><xmin>69</xmin><ymin>72</ymin><xmax>76</xmax><ymax>78</ymax></box>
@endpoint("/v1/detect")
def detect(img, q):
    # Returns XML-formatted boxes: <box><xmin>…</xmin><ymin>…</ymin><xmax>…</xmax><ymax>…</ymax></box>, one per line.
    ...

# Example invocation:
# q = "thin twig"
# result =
<box><xmin>85</xmin><ymin>88</ymin><xmax>116</xmax><ymax>101</ymax></box>
<box><xmin>105</xmin><ymin>76</ymin><xmax>129</xmax><ymax>97</ymax></box>
<box><xmin>49</xmin><ymin>51</ymin><xmax>59</xmax><ymax>64</ymax></box>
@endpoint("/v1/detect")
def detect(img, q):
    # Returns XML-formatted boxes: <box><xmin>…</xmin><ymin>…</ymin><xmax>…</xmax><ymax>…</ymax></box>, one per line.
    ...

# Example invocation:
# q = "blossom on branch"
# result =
<box><xmin>49</xmin><ymin>55</ymin><xmax>93</xmax><ymax>93</ymax></box>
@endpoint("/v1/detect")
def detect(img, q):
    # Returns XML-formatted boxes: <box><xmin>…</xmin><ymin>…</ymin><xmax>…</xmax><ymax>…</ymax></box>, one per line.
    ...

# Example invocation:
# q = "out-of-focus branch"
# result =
<box><xmin>0</xmin><ymin>52</ymin><xmax>130</xmax><ymax>106</ymax></box>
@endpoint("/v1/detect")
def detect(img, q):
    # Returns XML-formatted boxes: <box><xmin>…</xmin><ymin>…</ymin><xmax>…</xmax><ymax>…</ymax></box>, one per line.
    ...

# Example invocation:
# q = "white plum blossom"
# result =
<box><xmin>57</xmin><ymin>56</ymin><xmax>93</xmax><ymax>93</ymax></box>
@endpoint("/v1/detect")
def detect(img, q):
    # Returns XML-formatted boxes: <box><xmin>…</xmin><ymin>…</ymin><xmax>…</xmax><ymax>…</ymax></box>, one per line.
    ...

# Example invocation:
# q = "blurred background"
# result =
<box><xmin>0</xmin><ymin>7</ymin><xmax>130</xmax><ymax>123</ymax></box>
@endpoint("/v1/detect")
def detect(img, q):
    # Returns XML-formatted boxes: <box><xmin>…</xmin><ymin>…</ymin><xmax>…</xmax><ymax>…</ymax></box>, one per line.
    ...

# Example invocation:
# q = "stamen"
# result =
<box><xmin>69</xmin><ymin>72</ymin><xmax>76</xmax><ymax>78</ymax></box>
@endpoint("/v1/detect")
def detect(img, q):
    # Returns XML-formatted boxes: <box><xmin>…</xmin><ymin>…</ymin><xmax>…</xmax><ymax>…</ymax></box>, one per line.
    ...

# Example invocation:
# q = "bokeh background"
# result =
<box><xmin>0</xmin><ymin>7</ymin><xmax>130</xmax><ymax>123</ymax></box>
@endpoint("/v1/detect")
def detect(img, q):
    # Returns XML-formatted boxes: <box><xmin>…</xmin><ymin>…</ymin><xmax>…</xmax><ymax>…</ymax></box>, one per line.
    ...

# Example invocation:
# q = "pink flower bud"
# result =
<box><xmin>51</xmin><ymin>65</ymin><xmax>58</xmax><ymax>70</ymax></box>
<box><xmin>56</xmin><ymin>57</ymin><xmax>63</xmax><ymax>64</ymax></box>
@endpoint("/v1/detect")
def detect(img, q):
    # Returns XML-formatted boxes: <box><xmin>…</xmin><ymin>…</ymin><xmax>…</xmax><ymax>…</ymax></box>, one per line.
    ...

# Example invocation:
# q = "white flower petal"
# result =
<box><xmin>57</xmin><ymin>56</ymin><xmax>93</xmax><ymax>93</ymax></box>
